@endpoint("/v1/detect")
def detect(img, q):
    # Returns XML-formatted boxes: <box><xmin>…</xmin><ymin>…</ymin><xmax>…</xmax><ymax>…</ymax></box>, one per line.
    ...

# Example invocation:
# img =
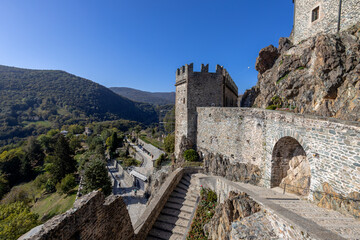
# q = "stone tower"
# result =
<box><xmin>291</xmin><ymin>0</ymin><xmax>360</xmax><ymax>44</ymax></box>
<box><xmin>174</xmin><ymin>63</ymin><xmax>238</xmax><ymax>158</ymax></box>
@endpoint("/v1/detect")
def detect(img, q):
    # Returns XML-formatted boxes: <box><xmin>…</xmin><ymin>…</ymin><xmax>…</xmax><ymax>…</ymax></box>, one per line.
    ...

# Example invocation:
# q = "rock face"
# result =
<box><xmin>147</xmin><ymin>166</ymin><xmax>172</xmax><ymax>203</ymax></box>
<box><xmin>202</xmin><ymin>152</ymin><xmax>261</xmax><ymax>185</ymax></box>
<box><xmin>242</xmin><ymin>23</ymin><xmax>360</xmax><ymax>122</ymax></box>
<box><xmin>174</xmin><ymin>136</ymin><xmax>193</xmax><ymax>168</ymax></box>
<box><xmin>314</xmin><ymin>182</ymin><xmax>360</xmax><ymax>219</ymax></box>
<box><xmin>204</xmin><ymin>191</ymin><xmax>261</xmax><ymax>240</ymax></box>
<box><xmin>230</xmin><ymin>212</ymin><xmax>278</xmax><ymax>239</ymax></box>
<box><xmin>255</xmin><ymin>45</ymin><xmax>280</xmax><ymax>74</ymax></box>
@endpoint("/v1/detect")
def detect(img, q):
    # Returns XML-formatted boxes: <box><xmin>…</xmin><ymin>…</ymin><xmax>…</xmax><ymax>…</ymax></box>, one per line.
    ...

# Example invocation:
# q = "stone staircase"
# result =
<box><xmin>146</xmin><ymin>174</ymin><xmax>199</xmax><ymax>240</ymax></box>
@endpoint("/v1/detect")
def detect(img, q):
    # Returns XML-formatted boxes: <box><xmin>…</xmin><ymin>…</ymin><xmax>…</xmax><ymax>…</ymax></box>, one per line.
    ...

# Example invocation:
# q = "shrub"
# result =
<box><xmin>154</xmin><ymin>154</ymin><xmax>166</xmax><ymax>168</ymax></box>
<box><xmin>45</xmin><ymin>179</ymin><xmax>56</xmax><ymax>193</ymax></box>
<box><xmin>183</xmin><ymin>149</ymin><xmax>199</xmax><ymax>162</ymax></box>
<box><xmin>207</xmin><ymin>190</ymin><xmax>217</xmax><ymax>202</ymax></box>
<box><xmin>266</xmin><ymin>105</ymin><xmax>278</xmax><ymax>110</ymax></box>
<box><xmin>33</xmin><ymin>174</ymin><xmax>48</xmax><ymax>189</ymax></box>
<box><xmin>164</xmin><ymin>134</ymin><xmax>175</xmax><ymax>153</ymax></box>
<box><xmin>56</xmin><ymin>174</ymin><xmax>77</xmax><ymax>194</ymax></box>
<box><xmin>1</xmin><ymin>187</ymin><xmax>31</xmax><ymax>205</ymax></box>
<box><xmin>122</xmin><ymin>157</ymin><xmax>141</xmax><ymax>168</ymax></box>
<box><xmin>0</xmin><ymin>202</ymin><xmax>39</xmax><ymax>240</ymax></box>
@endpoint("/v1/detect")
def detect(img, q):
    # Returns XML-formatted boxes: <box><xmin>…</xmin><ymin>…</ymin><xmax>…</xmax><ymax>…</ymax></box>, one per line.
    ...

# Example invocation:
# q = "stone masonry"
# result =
<box><xmin>174</xmin><ymin>63</ymin><xmax>238</xmax><ymax>158</ymax></box>
<box><xmin>196</xmin><ymin>107</ymin><xmax>360</xmax><ymax>200</ymax></box>
<box><xmin>19</xmin><ymin>191</ymin><xmax>134</xmax><ymax>240</ymax></box>
<box><xmin>292</xmin><ymin>0</ymin><xmax>360</xmax><ymax>44</ymax></box>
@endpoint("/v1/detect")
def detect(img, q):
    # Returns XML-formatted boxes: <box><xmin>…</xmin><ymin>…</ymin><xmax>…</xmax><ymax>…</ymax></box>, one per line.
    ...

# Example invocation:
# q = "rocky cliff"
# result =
<box><xmin>241</xmin><ymin>23</ymin><xmax>360</xmax><ymax>122</ymax></box>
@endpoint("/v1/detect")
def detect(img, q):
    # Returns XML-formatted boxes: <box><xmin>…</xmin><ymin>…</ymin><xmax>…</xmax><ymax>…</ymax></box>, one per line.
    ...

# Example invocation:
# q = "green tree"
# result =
<box><xmin>164</xmin><ymin>134</ymin><xmax>175</xmax><ymax>153</ymax></box>
<box><xmin>106</xmin><ymin>132</ymin><xmax>118</xmax><ymax>153</ymax></box>
<box><xmin>0</xmin><ymin>202</ymin><xmax>39</xmax><ymax>240</ymax></box>
<box><xmin>88</xmin><ymin>136</ymin><xmax>103</xmax><ymax>152</ymax></box>
<box><xmin>69</xmin><ymin>136</ymin><xmax>82</xmax><ymax>153</ymax></box>
<box><xmin>0</xmin><ymin>173</ymin><xmax>9</xmax><ymax>199</ymax></box>
<box><xmin>56</xmin><ymin>174</ymin><xmax>76</xmax><ymax>194</ymax></box>
<box><xmin>154</xmin><ymin>154</ymin><xmax>167</xmax><ymax>168</ymax></box>
<box><xmin>0</xmin><ymin>148</ymin><xmax>27</xmax><ymax>186</ymax></box>
<box><xmin>23</xmin><ymin>136</ymin><xmax>45</xmax><ymax>168</ymax></box>
<box><xmin>83</xmin><ymin>158</ymin><xmax>112</xmax><ymax>196</ymax></box>
<box><xmin>68</xmin><ymin>124</ymin><xmax>85</xmax><ymax>135</ymax></box>
<box><xmin>134</xmin><ymin>125</ymin><xmax>141</xmax><ymax>138</ymax></box>
<box><xmin>163</xmin><ymin>107</ymin><xmax>175</xmax><ymax>133</ymax></box>
<box><xmin>45</xmin><ymin>134</ymin><xmax>76</xmax><ymax>183</ymax></box>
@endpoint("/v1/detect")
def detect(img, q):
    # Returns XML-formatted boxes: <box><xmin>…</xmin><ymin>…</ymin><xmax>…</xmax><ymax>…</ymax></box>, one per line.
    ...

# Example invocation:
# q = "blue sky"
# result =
<box><xmin>0</xmin><ymin>0</ymin><xmax>294</xmax><ymax>94</ymax></box>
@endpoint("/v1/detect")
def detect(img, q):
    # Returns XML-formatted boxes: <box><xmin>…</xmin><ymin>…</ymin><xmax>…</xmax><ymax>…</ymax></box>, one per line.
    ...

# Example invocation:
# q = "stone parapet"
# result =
<box><xmin>133</xmin><ymin>168</ymin><xmax>184</xmax><ymax>240</ymax></box>
<box><xmin>19</xmin><ymin>191</ymin><xmax>134</xmax><ymax>240</ymax></box>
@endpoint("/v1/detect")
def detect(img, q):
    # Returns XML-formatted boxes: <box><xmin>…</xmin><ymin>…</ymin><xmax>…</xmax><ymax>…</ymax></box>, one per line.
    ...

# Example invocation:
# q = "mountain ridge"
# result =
<box><xmin>110</xmin><ymin>87</ymin><xmax>175</xmax><ymax>105</ymax></box>
<box><xmin>0</xmin><ymin>65</ymin><xmax>157</xmax><ymax>145</ymax></box>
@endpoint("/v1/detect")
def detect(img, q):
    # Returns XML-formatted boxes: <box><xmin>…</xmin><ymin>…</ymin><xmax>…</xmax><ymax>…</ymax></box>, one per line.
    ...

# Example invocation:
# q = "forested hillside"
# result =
<box><xmin>110</xmin><ymin>87</ymin><xmax>175</xmax><ymax>105</ymax></box>
<box><xmin>0</xmin><ymin>65</ymin><xmax>157</xmax><ymax>145</ymax></box>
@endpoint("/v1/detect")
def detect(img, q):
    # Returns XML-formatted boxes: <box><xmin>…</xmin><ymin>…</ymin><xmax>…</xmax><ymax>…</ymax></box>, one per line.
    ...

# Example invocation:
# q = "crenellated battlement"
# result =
<box><xmin>175</xmin><ymin>63</ymin><xmax>238</xmax><ymax>94</ymax></box>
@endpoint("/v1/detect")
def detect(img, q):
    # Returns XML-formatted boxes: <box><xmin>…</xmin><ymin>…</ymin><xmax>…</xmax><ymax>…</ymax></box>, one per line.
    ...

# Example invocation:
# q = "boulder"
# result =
<box><xmin>255</xmin><ymin>45</ymin><xmax>280</xmax><ymax>74</ymax></box>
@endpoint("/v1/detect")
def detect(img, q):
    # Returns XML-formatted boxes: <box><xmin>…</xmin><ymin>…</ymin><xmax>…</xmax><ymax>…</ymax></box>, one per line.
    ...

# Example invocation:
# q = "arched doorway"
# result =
<box><xmin>271</xmin><ymin>137</ymin><xmax>311</xmax><ymax>196</ymax></box>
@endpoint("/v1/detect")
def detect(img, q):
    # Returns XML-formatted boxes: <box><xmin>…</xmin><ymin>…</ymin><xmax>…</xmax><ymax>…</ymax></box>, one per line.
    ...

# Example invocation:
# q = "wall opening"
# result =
<box><xmin>271</xmin><ymin>137</ymin><xmax>311</xmax><ymax>196</ymax></box>
<box><xmin>312</xmin><ymin>6</ymin><xmax>320</xmax><ymax>22</ymax></box>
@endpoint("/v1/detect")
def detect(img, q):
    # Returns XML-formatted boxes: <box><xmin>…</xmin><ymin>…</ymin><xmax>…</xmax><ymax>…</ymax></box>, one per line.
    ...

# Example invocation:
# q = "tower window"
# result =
<box><xmin>312</xmin><ymin>6</ymin><xmax>319</xmax><ymax>22</ymax></box>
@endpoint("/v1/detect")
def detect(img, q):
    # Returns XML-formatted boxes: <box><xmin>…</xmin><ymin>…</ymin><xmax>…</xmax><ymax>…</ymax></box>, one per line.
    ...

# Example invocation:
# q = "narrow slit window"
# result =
<box><xmin>312</xmin><ymin>6</ymin><xmax>319</xmax><ymax>22</ymax></box>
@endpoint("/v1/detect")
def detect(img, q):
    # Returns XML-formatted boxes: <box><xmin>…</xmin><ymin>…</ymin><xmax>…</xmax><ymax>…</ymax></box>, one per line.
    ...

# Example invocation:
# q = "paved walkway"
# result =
<box><xmin>106</xmin><ymin>160</ymin><xmax>148</xmax><ymax>225</ymax></box>
<box><xmin>200</xmin><ymin>175</ymin><xmax>360</xmax><ymax>240</ymax></box>
<box><xmin>138</xmin><ymin>138</ymin><xmax>165</xmax><ymax>161</ymax></box>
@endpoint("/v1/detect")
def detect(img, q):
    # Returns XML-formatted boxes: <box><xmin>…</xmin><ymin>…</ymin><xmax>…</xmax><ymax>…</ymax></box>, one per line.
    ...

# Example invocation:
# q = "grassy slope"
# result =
<box><xmin>31</xmin><ymin>187</ymin><xmax>77</xmax><ymax>222</ymax></box>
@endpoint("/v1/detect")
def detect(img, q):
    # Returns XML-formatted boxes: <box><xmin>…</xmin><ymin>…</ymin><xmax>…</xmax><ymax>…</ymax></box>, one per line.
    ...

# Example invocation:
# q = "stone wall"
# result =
<box><xmin>199</xmin><ymin>176</ymin><xmax>314</xmax><ymax>240</ymax></box>
<box><xmin>134</xmin><ymin>168</ymin><xmax>184</xmax><ymax>240</ymax></box>
<box><xmin>19</xmin><ymin>191</ymin><xmax>134</xmax><ymax>240</ymax></box>
<box><xmin>197</xmin><ymin>107</ymin><xmax>360</xmax><ymax>198</ymax></box>
<box><xmin>174</xmin><ymin>63</ymin><xmax>238</xmax><ymax>158</ymax></box>
<box><xmin>293</xmin><ymin>0</ymin><xmax>360</xmax><ymax>43</ymax></box>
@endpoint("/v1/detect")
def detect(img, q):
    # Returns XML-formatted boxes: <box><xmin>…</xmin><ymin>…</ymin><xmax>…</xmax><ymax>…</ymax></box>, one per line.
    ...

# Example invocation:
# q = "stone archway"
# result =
<box><xmin>271</xmin><ymin>137</ymin><xmax>311</xmax><ymax>196</ymax></box>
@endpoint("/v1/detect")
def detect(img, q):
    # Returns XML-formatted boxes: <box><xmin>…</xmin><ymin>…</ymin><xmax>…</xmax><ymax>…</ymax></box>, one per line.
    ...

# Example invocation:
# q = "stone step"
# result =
<box><xmin>180</xmin><ymin>178</ymin><xmax>191</xmax><ymax>186</ymax></box>
<box><xmin>183</xmin><ymin>174</ymin><xmax>192</xmax><ymax>183</ymax></box>
<box><xmin>157</xmin><ymin>214</ymin><xmax>189</xmax><ymax>228</ymax></box>
<box><xmin>161</xmin><ymin>207</ymin><xmax>192</xmax><ymax>220</ymax></box>
<box><xmin>167</xmin><ymin>197</ymin><xmax>197</xmax><ymax>208</ymax></box>
<box><xmin>165</xmin><ymin>202</ymin><xmax>194</xmax><ymax>213</ymax></box>
<box><xmin>173</xmin><ymin>186</ymin><xmax>189</xmax><ymax>195</ymax></box>
<box><xmin>153</xmin><ymin>221</ymin><xmax>188</xmax><ymax>235</ymax></box>
<box><xmin>170</xmin><ymin>191</ymin><xmax>197</xmax><ymax>201</ymax></box>
<box><xmin>147</xmin><ymin>228</ymin><xmax>173</xmax><ymax>240</ymax></box>
<box><xmin>146</xmin><ymin>236</ymin><xmax>160</xmax><ymax>240</ymax></box>
<box><xmin>168</xmin><ymin>233</ymin><xmax>185</xmax><ymax>240</ymax></box>
<box><xmin>177</xmin><ymin>182</ymin><xmax>190</xmax><ymax>191</ymax></box>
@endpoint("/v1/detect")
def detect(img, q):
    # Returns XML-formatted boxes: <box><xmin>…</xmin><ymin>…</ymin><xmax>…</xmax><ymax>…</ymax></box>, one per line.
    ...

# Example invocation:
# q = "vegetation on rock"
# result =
<box><xmin>187</xmin><ymin>187</ymin><xmax>217</xmax><ymax>240</ymax></box>
<box><xmin>183</xmin><ymin>149</ymin><xmax>199</xmax><ymax>162</ymax></box>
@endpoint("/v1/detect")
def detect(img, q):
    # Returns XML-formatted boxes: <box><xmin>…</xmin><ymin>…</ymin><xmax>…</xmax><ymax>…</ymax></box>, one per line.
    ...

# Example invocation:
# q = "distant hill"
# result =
<box><xmin>110</xmin><ymin>87</ymin><xmax>175</xmax><ymax>105</ymax></box>
<box><xmin>0</xmin><ymin>65</ymin><xmax>157</xmax><ymax>145</ymax></box>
